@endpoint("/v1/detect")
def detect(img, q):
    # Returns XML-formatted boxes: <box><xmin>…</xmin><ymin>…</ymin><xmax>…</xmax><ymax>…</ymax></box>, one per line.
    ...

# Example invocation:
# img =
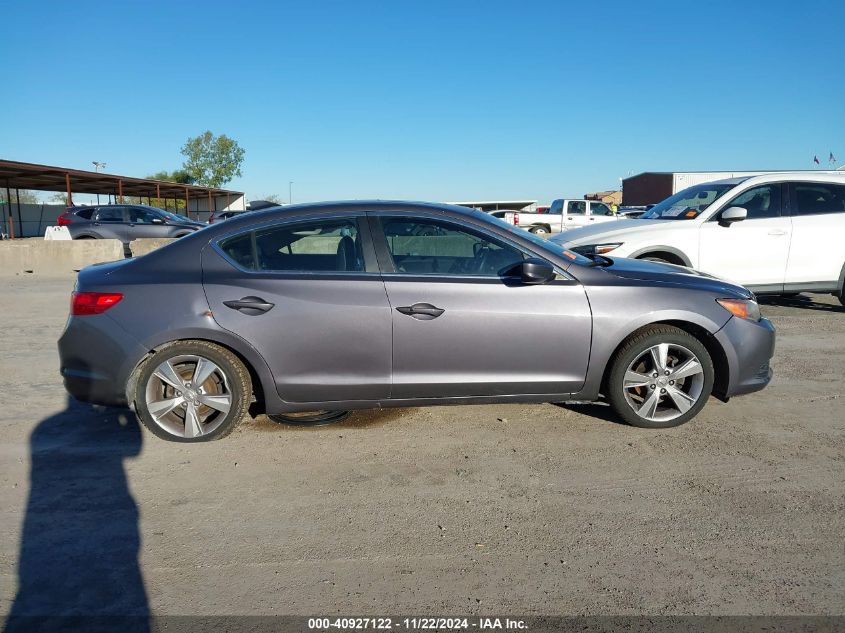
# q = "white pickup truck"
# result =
<box><xmin>499</xmin><ymin>199</ymin><xmax>622</xmax><ymax>235</ymax></box>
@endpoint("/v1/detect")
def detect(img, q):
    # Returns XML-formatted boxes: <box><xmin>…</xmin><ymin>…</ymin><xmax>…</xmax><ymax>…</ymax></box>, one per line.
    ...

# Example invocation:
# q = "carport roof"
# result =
<box><xmin>0</xmin><ymin>158</ymin><xmax>242</xmax><ymax>200</ymax></box>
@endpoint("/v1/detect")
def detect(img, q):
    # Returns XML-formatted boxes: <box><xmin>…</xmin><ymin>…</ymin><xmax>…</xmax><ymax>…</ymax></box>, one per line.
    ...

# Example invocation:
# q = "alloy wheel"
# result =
<box><xmin>144</xmin><ymin>354</ymin><xmax>232</xmax><ymax>438</ymax></box>
<box><xmin>621</xmin><ymin>343</ymin><xmax>705</xmax><ymax>423</ymax></box>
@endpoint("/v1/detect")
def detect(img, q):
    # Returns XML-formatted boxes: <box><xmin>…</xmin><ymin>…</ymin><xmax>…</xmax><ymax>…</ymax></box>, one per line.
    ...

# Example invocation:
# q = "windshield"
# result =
<box><xmin>549</xmin><ymin>199</ymin><xmax>563</xmax><ymax>214</ymax></box>
<box><xmin>481</xmin><ymin>212</ymin><xmax>593</xmax><ymax>266</ymax></box>
<box><xmin>160</xmin><ymin>210</ymin><xmax>194</xmax><ymax>223</ymax></box>
<box><xmin>641</xmin><ymin>183</ymin><xmax>736</xmax><ymax>220</ymax></box>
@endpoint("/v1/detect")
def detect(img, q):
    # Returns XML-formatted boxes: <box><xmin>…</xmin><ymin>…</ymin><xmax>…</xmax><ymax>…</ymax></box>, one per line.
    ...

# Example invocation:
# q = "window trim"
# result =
<box><xmin>211</xmin><ymin>211</ymin><xmax>381</xmax><ymax>276</ymax></box>
<box><xmin>368</xmin><ymin>212</ymin><xmax>572</xmax><ymax>282</ymax></box>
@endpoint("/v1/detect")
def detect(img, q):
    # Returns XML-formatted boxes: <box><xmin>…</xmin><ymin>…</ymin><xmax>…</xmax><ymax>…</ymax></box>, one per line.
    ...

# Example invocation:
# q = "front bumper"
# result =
<box><xmin>58</xmin><ymin>314</ymin><xmax>148</xmax><ymax>407</ymax></box>
<box><xmin>714</xmin><ymin>315</ymin><xmax>776</xmax><ymax>398</ymax></box>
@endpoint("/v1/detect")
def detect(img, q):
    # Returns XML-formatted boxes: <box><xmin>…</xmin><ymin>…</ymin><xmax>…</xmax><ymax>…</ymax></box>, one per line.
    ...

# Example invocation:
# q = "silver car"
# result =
<box><xmin>58</xmin><ymin>201</ymin><xmax>775</xmax><ymax>442</ymax></box>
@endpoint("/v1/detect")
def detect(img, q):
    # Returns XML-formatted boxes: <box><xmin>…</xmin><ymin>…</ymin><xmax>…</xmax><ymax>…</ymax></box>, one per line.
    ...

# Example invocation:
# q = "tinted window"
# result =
<box><xmin>794</xmin><ymin>183</ymin><xmax>845</xmax><ymax>216</ymax></box>
<box><xmin>590</xmin><ymin>202</ymin><xmax>613</xmax><ymax>216</ymax></box>
<box><xmin>723</xmin><ymin>184</ymin><xmax>782</xmax><ymax>219</ymax></box>
<box><xmin>95</xmin><ymin>207</ymin><xmax>124</xmax><ymax>222</ymax></box>
<box><xmin>567</xmin><ymin>201</ymin><xmax>586</xmax><ymax>215</ymax></box>
<box><xmin>382</xmin><ymin>218</ymin><xmax>525</xmax><ymax>277</ymax></box>
<box><xmin>129</xmin><ymin>208</ymin><xmax>161</xmax><ymax>224</ymax></box>
<box><xmin>219</xmin><ymin>217</ymin><xmax>363</xmax><ymax>272</ymax></box>
<box><xmin>549</xmin><ymin>199</ymin><xmax>564</xmax><ymax>215</ymax></box>
<box><xmin>75</xmin><ymin>208</ymin><xmax>94</xmax><ymax>219</ymax></box>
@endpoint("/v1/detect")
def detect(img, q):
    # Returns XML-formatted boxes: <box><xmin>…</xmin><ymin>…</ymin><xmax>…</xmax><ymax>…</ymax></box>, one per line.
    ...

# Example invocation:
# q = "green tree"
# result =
<box><xmin>180</xmin><ymin>131</ymin><xmax>244</xmax><ymax>188</ymax></box>
<box><xmin>147</xmin><ymin>169</ymin><xmax>196</xmax><ymax>184</ymax></box>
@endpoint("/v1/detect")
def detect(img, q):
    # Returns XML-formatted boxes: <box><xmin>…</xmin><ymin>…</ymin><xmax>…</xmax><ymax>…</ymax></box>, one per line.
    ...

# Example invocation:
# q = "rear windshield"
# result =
<box><xmin>75</xmin><ymin>209</ymin><xmax>94</xmax><ymax>219</ymax></box>
<box><xmin>641</xmin><ymin>183</ymin><xmax>736</xmax><ymax>220</ymax></box>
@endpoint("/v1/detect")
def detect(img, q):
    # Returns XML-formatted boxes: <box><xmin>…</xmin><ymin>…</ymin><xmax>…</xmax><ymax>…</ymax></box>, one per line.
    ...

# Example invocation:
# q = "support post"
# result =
<box><xmin>156</xmin><ymin>183</ymin><xmax>161</xmax><ymax>208</ymax></box>
<box><xmin>65</xmin><ymin>173</ymin><xmax>73</xmax><ymax>207</ymax></box>
<box><xmin>4</xmin><ymin>183</ymin><xmax>13</xmax><ymax>239</ymax></box>
<box><xmin>185</xmin><ymin>187</ymin><xmax>190</xmax><ymax>218</ymax></box>
<box><xmin>118</xmin><ymin>180</ymin><xmax>124</xmax><ymax>203</ymax></box>
<box><xmin>15</xmin><ymin>189</ymin><xmax>22</xmax><ymax>238</ymax></box>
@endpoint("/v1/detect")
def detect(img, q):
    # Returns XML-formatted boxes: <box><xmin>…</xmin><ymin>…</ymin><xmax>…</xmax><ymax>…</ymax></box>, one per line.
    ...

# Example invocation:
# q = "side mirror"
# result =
<box><xmin>719</xmin><ymin>206</ymin><xmax>747</xmax><ymax>227</ymax></box>
<box><xmin>517</xmin><ymin>258</ymin><xmax>556</xmax><ymax>285</ymax></box>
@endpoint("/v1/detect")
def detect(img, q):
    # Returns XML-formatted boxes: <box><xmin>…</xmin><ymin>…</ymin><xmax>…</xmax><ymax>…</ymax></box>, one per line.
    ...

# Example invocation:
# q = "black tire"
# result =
<box><xmin>133</xmin><ymin>340</ymin><xmax>252</xmax><ymax>442</ymax></box>
<box><xmin>75</xmin><ymin>235</ymin><xmax>96</xmax><ymax>240</ymax></box>
<box><xmin>606</xmin><ymin>325</ymin><xmax>714</xmax><ymax>429</ymax></box>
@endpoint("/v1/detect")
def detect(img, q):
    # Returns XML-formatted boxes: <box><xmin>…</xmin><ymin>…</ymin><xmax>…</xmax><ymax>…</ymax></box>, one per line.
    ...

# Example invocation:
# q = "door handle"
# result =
<box><xmin>567</xmin><ymin>217</ymin><xmax>573</xmax><ymax>220</ymax></box>
<box><xmin>768</xmin><ymin>229</ymin><xmax>788</xmax><ymax>236</ymax></box>
<box><xmin>396</xmin><ymin>302</ymin><xmax>445</xmax><ymax>320</ymax></box>
<box><xmin>588</xmin><ymin>217</ymin><xmax>595</xmax><ymax>221</ymax></box>
<box><xmin>223</xmin><ymin>296</ymin><xmax>275</xmax><ymax>315</ymax></box>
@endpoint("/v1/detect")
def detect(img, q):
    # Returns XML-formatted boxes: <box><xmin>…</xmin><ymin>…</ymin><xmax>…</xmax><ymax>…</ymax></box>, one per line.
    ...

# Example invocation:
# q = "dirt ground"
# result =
<box><xmin>0</xmin><ymin>275</ymin><xmax>842</xmax><ymax>617</ymax></box>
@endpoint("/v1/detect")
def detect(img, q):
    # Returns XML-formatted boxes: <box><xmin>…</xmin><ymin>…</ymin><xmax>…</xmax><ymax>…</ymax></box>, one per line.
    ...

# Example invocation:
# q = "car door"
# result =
<box><xmin>370</xmin><ymin>213</ymin><xmax>592</xmax><ymax>399</ymax></box>
<box><xmin>588</xmin><ymin>202</ymin><xmax>617</xmax><ymax>225</ymax></box>
<box><xmin>697</xmin><ymin>183</ymin><xmax>791</xmax><ymax>289</ymax></box>
<box><xmin>202</xmin><ymin>213</ymin><xmax>392</xmax><ymax>403</ymax></box>
<box><xmin>784</xmin><ymin>181</ymin><xmax>845</xmax><ymax>287</ymax></box>
<box><xmin>91</xmin><ymin>206</ymin><xmax>129</xmax><ymax>241</ymax></box>
<box><xmin>562</xmin><ymin>201</ymin><xmax>588</xmax><ymax>230</ymax></box>
<box><xmin>126</xmin><ymin>207</ymin><xmax>172</xmax><ymax>240</ymax></box>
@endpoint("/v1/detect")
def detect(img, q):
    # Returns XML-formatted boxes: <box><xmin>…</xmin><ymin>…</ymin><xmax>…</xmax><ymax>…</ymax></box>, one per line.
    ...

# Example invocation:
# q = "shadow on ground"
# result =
<box><xmin>4</xmin><ymin>398</ymin><xmax>149</xmax><ymax>633</ymax></box>
<box><xmin>758</xmin><ymin>293</ymin><xmax>844</xmax><ymax>313</ymax></box>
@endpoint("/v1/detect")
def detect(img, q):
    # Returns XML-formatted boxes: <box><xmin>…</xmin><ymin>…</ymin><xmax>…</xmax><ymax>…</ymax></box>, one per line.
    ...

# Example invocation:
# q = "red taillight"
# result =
<box><xmin>513</xmin><ymin>213</ymin><xmax>519</xmax><ymax>225</ymax></box>
<box><xmin>71</xmin><ymin>292</ymin><xmax>124</xmax><ymax>316</ymax></box>
<box><xmin>57</xmin><ymin>213</ymin><xmax>72</xmax><ymax>226</ymax></box>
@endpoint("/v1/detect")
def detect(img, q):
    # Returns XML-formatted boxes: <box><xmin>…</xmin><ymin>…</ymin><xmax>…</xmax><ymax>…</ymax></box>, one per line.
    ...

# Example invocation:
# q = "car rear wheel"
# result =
<box><xmin>134</xmin><ymin>341</ymin><xmax>251</xmax><ymax>442</ymax></box>
<box><xmin>606</xmin><ymin>325</ymin><xmax>714</xmax><ymax>428</ymax></box>
<box><xmin>529</xmin><ymin>225</ymin><xmax>550</xmax><ymax>235</ymax></box>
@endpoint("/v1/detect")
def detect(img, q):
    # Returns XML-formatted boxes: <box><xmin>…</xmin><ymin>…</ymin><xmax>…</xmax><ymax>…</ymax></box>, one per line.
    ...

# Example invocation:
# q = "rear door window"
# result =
<box><xmin>95</xmin><ymin>207</ymin><xmax>126</xmax><ymax>223</ymax></box>
<box><xmin>219</xmin><ymin>217</ymin><xmax>364</xmax><ymax>272</ymax></box>
<box><xmin>792</xmin><ymin>183</ymin><xmax>845</xmax><ymax>216</ymax></box>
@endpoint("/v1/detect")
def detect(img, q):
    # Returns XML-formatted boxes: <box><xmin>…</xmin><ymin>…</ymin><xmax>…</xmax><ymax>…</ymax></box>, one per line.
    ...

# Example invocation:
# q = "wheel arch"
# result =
<box><xmin>126</xmin><ymin>331</ymin><xmax>275</xmax><ymax>415</ymax></box>
<box><xmin>629</xmin><ymin>246</ymin><xmax>692</xmax><ymax>267</ymax></box>
<box><xmin>598</xmin><ymin>319</ymin><xmax>731</xmax><ymax>403</ymax></box>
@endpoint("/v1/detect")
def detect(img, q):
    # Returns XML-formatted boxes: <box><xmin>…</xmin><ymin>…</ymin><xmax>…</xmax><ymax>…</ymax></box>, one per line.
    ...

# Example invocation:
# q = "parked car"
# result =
<box><xmin>62</xmin><ymin>204</ymin><xmax>205</xmax><ymax>244</ymax></box>
<box><xmin>616</xmin><ymin>205</ymin><xmax>650</xmax><ymax>219</ymax></box>
<box><xmin>501</xmin><ymin>199</ymin><xmax>622</xmax><ymax>235</ymax></box>
<box><xmin>550</xmin><ymin>173</ymin><xmax>845</xmax><ymax>303</ymax></box>
<box><xmin>58</xmin><ymin>201</ymin><xmax>775</xmax><ymax>442</ymax></box>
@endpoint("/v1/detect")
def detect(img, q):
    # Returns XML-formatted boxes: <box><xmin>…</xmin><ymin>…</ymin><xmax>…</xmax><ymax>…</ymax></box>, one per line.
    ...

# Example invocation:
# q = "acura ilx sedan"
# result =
<box><xmin>58</xmin><ymin>201</ymin><xmax>775</xmax><ymax>442</ymax></box>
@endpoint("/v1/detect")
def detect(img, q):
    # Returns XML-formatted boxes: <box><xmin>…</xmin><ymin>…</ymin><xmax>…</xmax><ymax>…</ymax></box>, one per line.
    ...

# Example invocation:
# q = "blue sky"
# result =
<box><xmin>1</xmin><ymin>0</ymin><xmax>843</xmax><ymax>204</ymax></box>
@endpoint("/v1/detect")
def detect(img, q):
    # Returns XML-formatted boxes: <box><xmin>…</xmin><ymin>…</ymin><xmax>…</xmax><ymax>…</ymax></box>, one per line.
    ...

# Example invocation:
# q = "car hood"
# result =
<box><xmin>550</xmin><ymin>219</ymin><xmax>676</xmax><ymax>245</ymax></box>
<box><xmin>596</xmin><ymin>256</ymin><xmax>752</xmax><ymax>299</ymax></box>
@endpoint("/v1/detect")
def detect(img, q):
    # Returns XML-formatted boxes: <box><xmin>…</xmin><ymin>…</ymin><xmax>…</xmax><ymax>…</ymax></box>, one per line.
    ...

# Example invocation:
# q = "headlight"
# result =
<box><xmin>571</xmin><ymin>243</ymin><xmax>623</xmax><ymax>256</ymax></box>
<box><xmin>716</xmin><ymin>298</ymin><xmax>761</xmax><ymax>322</ymax></box>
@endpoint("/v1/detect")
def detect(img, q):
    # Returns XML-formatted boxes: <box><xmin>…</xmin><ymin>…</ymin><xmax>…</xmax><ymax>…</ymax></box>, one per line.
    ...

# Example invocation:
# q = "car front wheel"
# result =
<box><xmin>133</xmin><ymin>340</ymin><xmax>251</xmax><ymax>442</ymax></box>
<box><xmin>606</xmin><ymin>325</ymin><xmax>714</xmax><ymax>428</ymax></box>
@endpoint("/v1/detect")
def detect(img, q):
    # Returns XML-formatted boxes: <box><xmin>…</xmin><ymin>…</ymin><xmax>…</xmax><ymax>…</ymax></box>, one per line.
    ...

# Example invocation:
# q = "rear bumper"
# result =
<box><xmin>58</xmin><ymin>314</ymin><xmax>148</xmax><ymax>407</ymax></box>
<box><xmin>714</xmin><ymin>315</ymin><xmax>776</xmax><ymax>398</ymax></box>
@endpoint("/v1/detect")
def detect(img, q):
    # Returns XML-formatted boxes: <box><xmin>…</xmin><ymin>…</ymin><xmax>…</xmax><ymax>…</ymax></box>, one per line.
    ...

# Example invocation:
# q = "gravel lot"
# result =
<box><xmin>0</xmin><ymin>275</ymin><xmax>843</xmax><ymax>617</ymax></box>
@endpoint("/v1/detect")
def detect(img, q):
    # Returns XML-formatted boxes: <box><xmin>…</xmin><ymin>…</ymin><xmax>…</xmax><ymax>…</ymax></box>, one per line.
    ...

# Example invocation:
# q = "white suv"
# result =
<box><xmin>550</xmin><ymin>172</ymin><xmax>845</xmax><ymax>304</ymax></box>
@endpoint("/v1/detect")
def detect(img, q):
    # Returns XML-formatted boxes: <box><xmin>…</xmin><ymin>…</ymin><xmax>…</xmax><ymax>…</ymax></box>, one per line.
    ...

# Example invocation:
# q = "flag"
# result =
<box><xmin>813</xmin><ymin>155</ymin><xmax>820</xmax><ymax>165</ymax></box>
<box><xmin>830</xmin><ymin>151</ymin><xmax>837</xmax><ymax>163</ymax></box>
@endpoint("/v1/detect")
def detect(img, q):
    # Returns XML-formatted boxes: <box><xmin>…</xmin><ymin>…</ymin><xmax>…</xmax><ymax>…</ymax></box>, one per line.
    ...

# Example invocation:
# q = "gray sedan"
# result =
<box><xmin>58</xmin><ymin>201</ymin><xmax>775</xmax><ymax>442</ymax></box>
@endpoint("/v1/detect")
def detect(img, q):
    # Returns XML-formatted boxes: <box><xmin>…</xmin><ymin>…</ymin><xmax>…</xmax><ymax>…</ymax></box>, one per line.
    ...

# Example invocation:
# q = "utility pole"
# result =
<box><xmin>289</xmin><ymin>181</ymin><xmax>293</xmax><ymax>205</ymax></box>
